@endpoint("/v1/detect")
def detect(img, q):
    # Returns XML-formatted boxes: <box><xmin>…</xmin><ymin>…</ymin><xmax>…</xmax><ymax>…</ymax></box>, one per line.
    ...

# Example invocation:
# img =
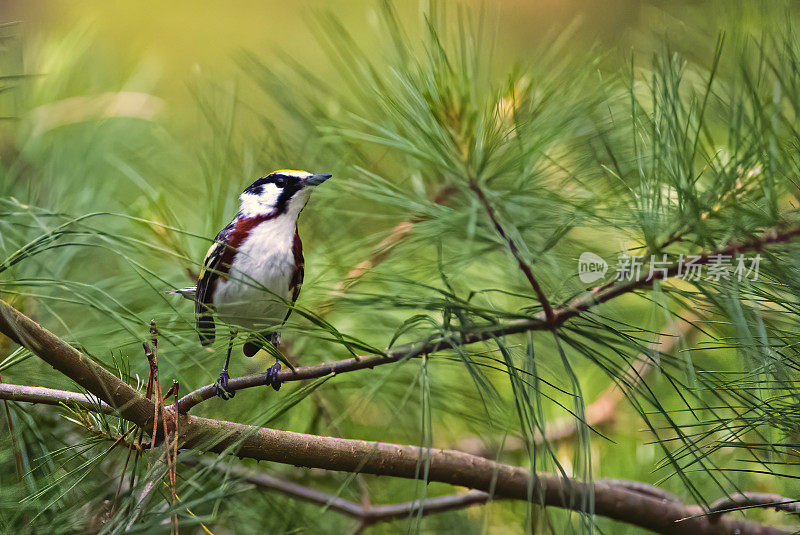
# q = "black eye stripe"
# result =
<box><xmin>243</xmin><ymin>174</ymin><xmax>302</xmax><ymax>195</ymax></box>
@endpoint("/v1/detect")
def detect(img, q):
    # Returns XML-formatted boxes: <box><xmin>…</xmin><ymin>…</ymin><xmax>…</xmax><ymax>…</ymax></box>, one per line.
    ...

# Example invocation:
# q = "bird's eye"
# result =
<box><xmin>274</xmin><ymin>177</ymin><xmax>287</xmax><ymax>188</ymax></box>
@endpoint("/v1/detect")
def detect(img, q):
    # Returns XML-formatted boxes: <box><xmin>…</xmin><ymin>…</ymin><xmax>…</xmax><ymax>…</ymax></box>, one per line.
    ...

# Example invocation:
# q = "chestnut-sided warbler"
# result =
<box><xmin>174</xmin><ymin>170</ymin><xmax>331</xmax><ymax>399</ymax></box>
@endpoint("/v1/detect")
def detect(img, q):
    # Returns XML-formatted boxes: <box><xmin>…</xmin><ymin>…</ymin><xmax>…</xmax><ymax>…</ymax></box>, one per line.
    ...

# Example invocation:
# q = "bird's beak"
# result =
<box><xmin>304</xmin><ymin>173</ymin><xmax>332</xmax><ymax>186</ymax></box>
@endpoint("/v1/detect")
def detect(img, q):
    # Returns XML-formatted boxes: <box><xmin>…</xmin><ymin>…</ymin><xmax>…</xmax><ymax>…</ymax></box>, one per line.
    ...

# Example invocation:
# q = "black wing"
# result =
<box><xmin>286</xmin><ymin>259</ymin><xmax>304</xmax><ymax>320</ymax></box>
<box><xmin>285</xmin><ymin>231</ymin><xmax>305</xmax><ymax>323</ymax></box>
<box><xmin>195</xmin><ymin>222</ymin><xmax>234</xmax><ymax>346</ymax></box>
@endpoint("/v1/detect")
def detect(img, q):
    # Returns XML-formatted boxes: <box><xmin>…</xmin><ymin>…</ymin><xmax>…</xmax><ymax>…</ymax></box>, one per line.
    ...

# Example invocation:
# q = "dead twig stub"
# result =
<box><xmin>141</xmin><ymin>321</ymin><xmax>178</xmax><ymax>534</ymax></box>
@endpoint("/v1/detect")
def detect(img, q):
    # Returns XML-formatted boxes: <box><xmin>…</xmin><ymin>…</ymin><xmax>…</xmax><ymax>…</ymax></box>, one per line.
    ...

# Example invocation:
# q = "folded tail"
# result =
<box><xmin>243</xmin><ymin>331</ymin><xmax>280</xmax><ymax>357</ymax></box>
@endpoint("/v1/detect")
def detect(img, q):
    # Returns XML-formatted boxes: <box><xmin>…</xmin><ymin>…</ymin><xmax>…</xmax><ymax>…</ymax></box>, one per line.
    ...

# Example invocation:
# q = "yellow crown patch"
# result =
<box><xmin>271</xmin><ymin>169</ymin><xmax>310</xmax><ymax>177</ymax></box>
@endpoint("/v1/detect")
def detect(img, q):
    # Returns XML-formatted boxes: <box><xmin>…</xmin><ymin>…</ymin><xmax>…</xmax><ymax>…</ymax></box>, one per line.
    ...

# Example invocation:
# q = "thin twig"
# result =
<box><xmin>706</xmin><ymin>493</ymin><xmax>800</xmax><ymax>521</ymax></box>
<box><xmin>469</xmin><ymin>179</ymin><xmax>555</xmax><ymax>323</ymax></box>
<box><xmin>189</xmin><ymin>457</ymin><xmax>492</xmax><ymax>526</ymax></box>
<box><xmin>170</xmin><ymin>222</ymin><xmax>800</xmax><ymax>412</ymax></box>
<box><xmin>176</xmin><ymin>215</ymin><xmax>794</xmax><ymax>411</ymax></box>
<box><xmin>0</xmin><ymin>383</ymin><xmax>115</xmax><ymax>413</ymax></box>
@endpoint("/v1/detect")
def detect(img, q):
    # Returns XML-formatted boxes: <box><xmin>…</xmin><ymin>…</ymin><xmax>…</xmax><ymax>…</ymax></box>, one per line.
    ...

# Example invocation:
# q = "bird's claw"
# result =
<box><xmin>264</xmin><ymin>362</ymin><xmax>282</xmax><ymax>391</ymax></box>
<box><xmin>215</xmin><ymin>370</ymin><xmax>235</xmax><ymax>400</ymax></box>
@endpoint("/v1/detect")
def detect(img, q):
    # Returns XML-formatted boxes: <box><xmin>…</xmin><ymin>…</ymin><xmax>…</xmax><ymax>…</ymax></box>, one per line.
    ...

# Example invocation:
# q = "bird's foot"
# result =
<box><xmin>263</xmin><ymin>361</ymin><xmax>282</xmax><ymax>391</ymax></box>
<box><xmin>215</xmin><ymin>370</ymin><xmax>235</xmax><ymax>400</ymax></box>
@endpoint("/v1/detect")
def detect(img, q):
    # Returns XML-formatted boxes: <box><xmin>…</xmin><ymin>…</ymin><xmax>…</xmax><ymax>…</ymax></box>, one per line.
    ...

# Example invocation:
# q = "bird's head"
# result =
<box><xmin>238</xmin><ymin>170</ymin><xmax>332</xmax><ymax>218</ymax></box>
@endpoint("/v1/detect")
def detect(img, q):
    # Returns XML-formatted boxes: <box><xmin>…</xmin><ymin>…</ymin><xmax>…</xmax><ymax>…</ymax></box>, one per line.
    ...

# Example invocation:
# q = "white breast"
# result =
<box><xmin>213</xmin><ymin>216</ymin><xmax>296</xmax><ymax>331</ymax></box>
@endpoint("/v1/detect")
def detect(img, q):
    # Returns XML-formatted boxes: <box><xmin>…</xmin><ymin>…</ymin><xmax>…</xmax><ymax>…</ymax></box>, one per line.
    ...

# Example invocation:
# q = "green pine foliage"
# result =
<box><xmin>1</xmin><ymin>2</ymin><xmax>800</xmax><ymax>533</ymax></box>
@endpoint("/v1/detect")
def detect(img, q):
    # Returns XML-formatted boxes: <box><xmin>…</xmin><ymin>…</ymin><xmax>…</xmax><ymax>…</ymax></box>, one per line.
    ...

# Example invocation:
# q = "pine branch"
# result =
<box><xmin>0</xmin><ymin>383</ymin><xmax>785</xmax><ymax>535</ymax></box>
<box><xmin>175</xmin><ymin>222</ymin><xmax>800</xmax><ymax>411</ymax></box>
<box><xmin>0</xmin><ymin>299</ymin><xmax>789</xmax><ymax>535</ymax></box>
<box><xmin>469</xmin><ymin>179</ymin><xmax>555</xmax><ymax>323</ymax></box>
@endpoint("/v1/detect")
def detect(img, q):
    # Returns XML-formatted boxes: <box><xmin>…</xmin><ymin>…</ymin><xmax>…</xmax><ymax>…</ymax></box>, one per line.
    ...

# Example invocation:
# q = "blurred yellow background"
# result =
<box><xmin>4</xmin><ymin>0</ymin><xmax>649</xmax><ymax>100</ymax></box>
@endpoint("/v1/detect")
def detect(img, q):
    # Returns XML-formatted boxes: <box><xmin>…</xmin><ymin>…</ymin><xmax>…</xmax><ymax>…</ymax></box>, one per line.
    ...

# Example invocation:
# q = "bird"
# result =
<box><xmin>173</xmin><ymin>170</ymin><xmax>332</xmax><ymax>399</ymax></box>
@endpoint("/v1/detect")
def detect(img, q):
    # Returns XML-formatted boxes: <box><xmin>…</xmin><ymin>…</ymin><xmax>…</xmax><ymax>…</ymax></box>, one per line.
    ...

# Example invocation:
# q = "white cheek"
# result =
<box><xmin>260</xmin><ymin>184</ymin><xmax>282</xmax><ymax>205</ymax></box>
